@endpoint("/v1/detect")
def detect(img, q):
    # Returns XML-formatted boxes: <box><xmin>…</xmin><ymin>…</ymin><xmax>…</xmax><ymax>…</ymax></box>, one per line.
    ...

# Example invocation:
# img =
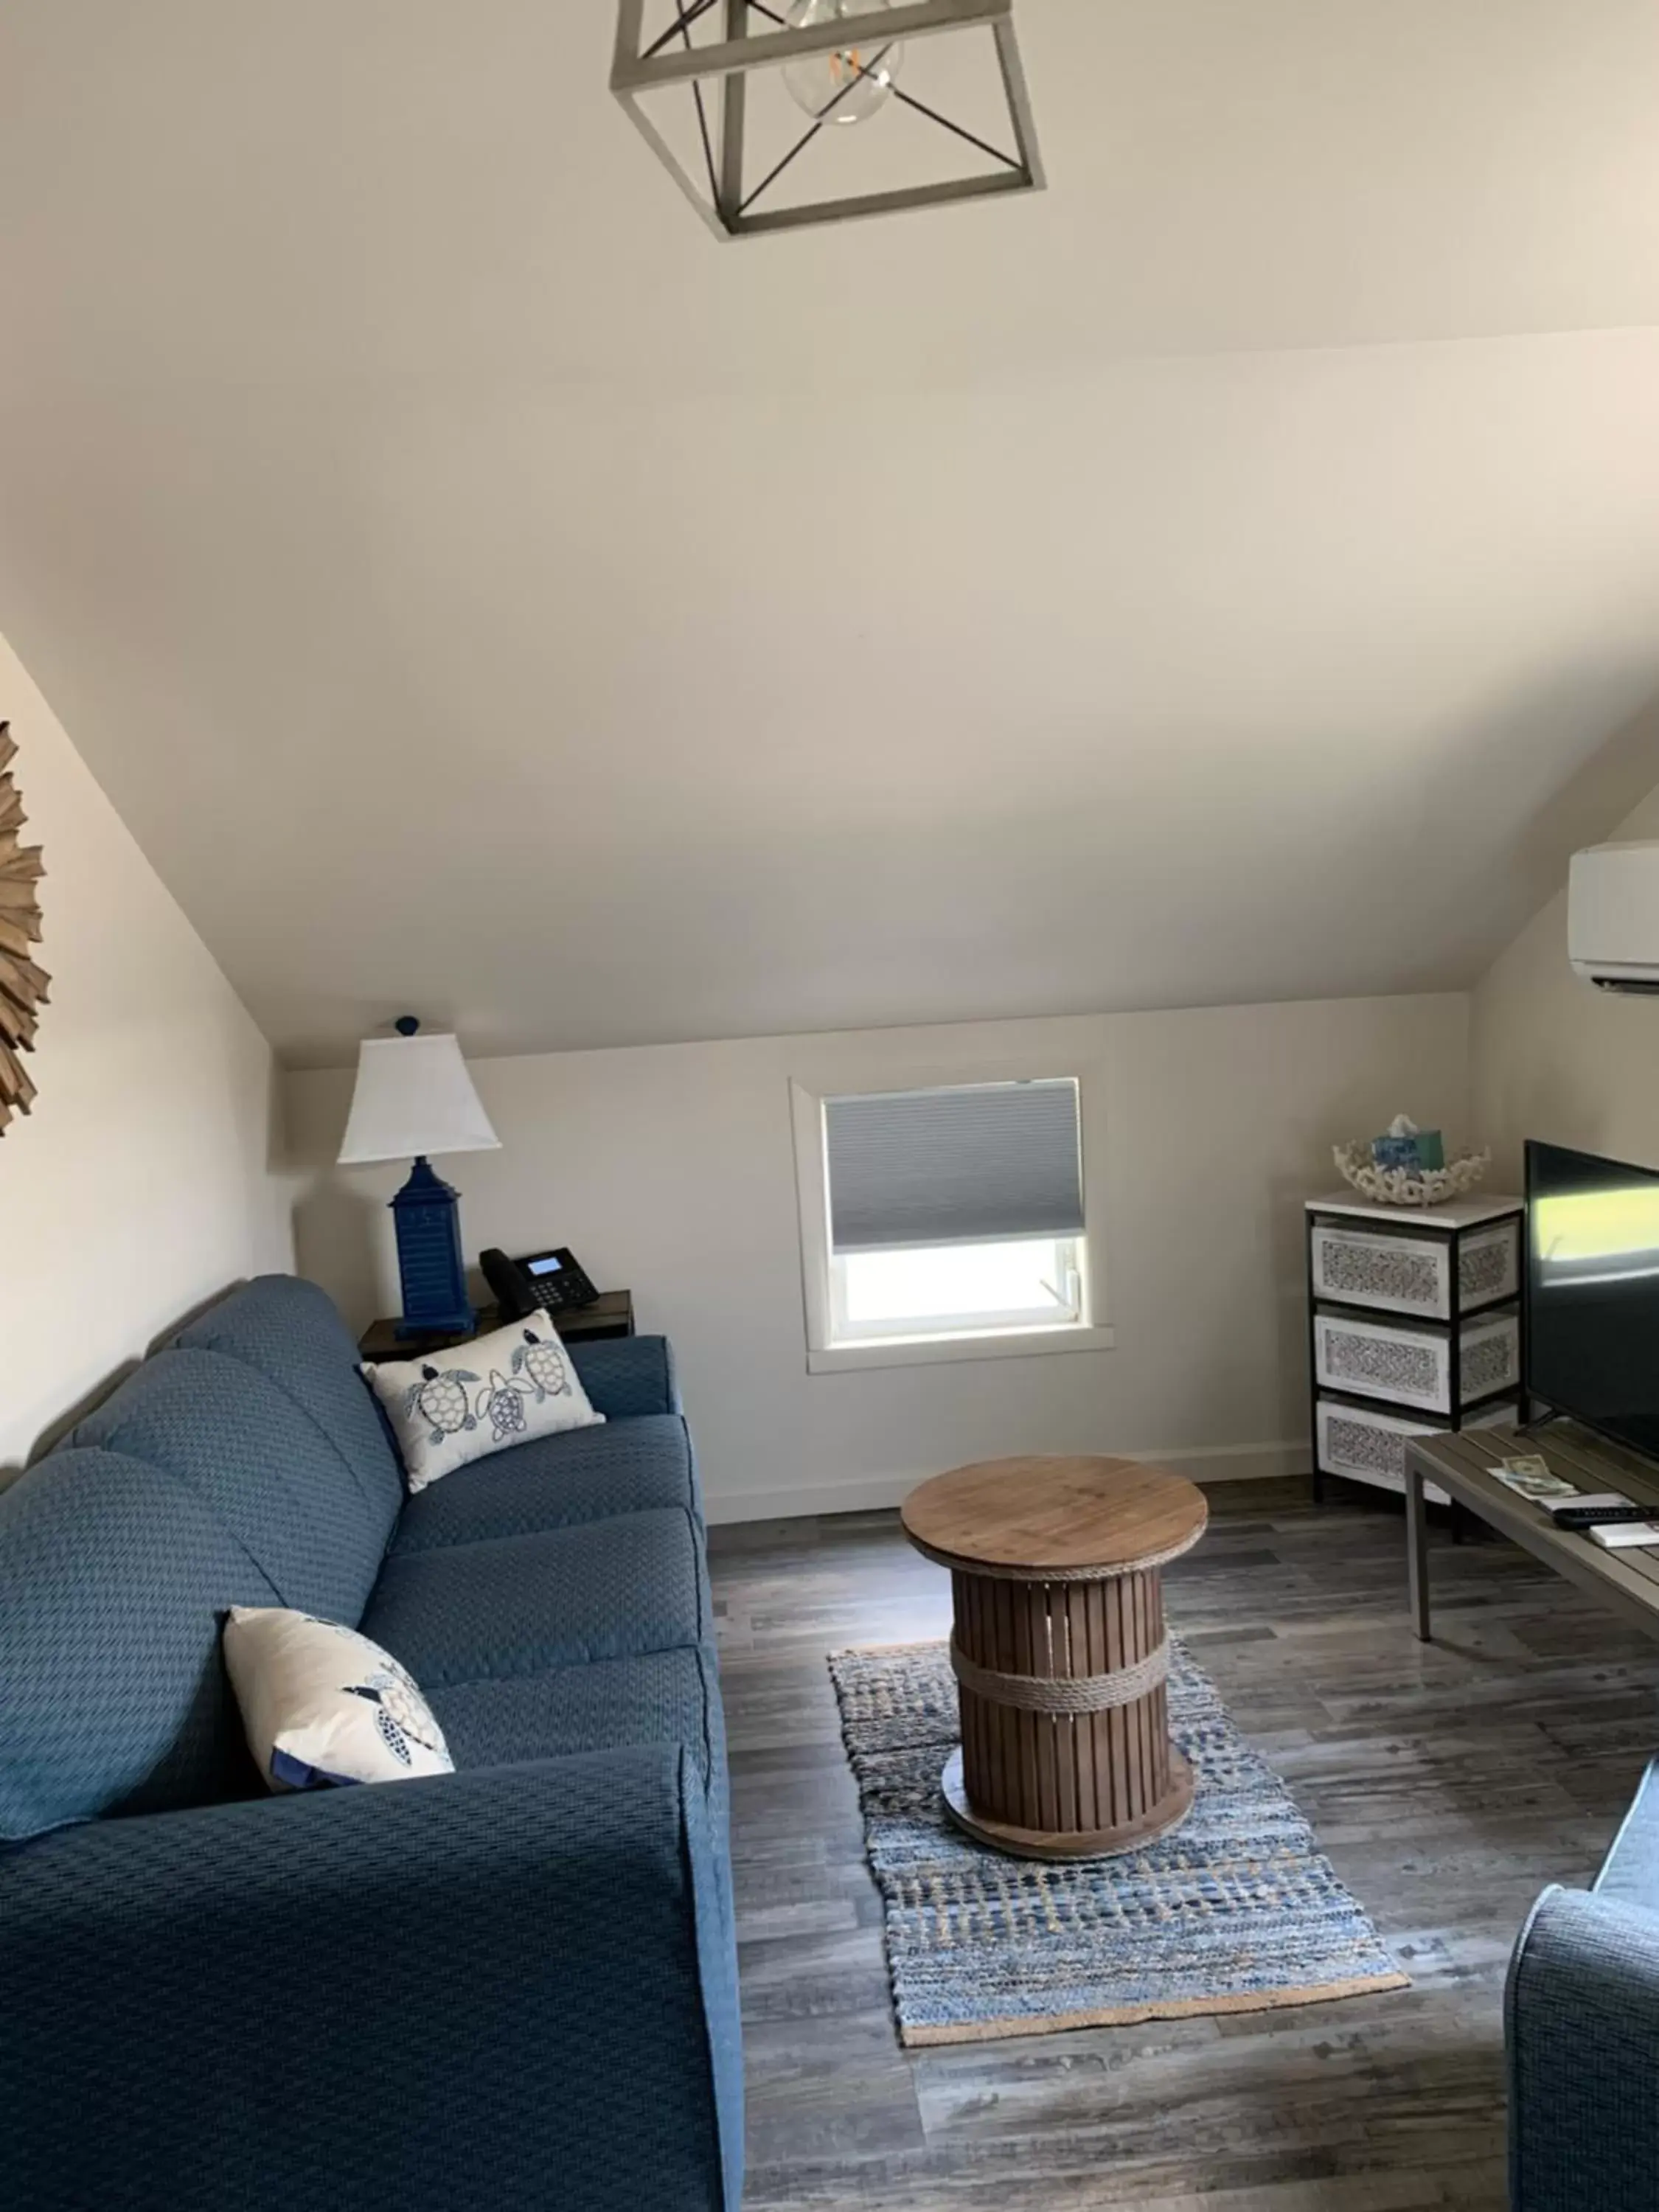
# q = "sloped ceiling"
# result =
<box><xmin>4</xmin><ymin>1</ymin><xmax>1659</xmax><ymax>1065</ymax></box>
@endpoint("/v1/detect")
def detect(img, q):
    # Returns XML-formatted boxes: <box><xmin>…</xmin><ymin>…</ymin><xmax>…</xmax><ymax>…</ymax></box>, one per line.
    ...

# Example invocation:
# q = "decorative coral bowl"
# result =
<box><xmin>1332</xmin><ymin>1142</ymin><xmax>1492</xmax><ymax>1208</ymax></box>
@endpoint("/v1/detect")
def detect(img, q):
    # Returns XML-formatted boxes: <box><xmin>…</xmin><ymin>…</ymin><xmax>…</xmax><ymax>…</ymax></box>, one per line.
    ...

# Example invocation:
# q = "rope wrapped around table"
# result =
<box><xmin>949</xmin><ymin>1632</ymin><xmax>1171</xmax><ymax>1714</ymax></box>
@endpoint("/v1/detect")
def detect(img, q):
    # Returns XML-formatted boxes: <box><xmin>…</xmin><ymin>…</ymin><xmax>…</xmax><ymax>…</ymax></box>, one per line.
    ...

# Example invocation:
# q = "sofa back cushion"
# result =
<box><xmin>174</xmin><ymin>1276</ymin><xmax>403</xmax><ymax>1544</ymax></box>
<box><xmin>73</xmin><ymin>1348</ymin><xmax>387</xmax><ymax>1624</ymax></box>
<box><xmin>0</xmin><ymin>1448</ymin><xmax>282</xmax><ymax>1840</ymax></box>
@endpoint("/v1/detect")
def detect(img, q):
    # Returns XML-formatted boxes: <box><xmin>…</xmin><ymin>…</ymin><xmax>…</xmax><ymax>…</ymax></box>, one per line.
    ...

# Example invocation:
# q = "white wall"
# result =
<box><xmin>1472</xmin><ymin>780</ymin><xmax>1659</xmax><ymax>1183</ymax></box>
<box><xmin>0</xmin><ymin>633</ymin><xmax>292</xmax><ymax>1467</ymax></box>
<box><xmin>285</xmin><ymin>993</ymin><xmax>1469</xmax><ymax>1523</ymax></box>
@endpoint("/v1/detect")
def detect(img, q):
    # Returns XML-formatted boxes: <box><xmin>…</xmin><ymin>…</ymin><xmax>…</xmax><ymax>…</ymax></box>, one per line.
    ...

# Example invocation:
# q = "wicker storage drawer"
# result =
<box><xmin>1312</xmin><ymin>1304</ymin><xmax>1520</xmax><ymax>1417</ymax></box>
<box><xmin>1311</xmin><ymin>1217</ymin><xmax>1519</xmax><ymax>1322</ymax></box>
<box><xmin>1315</xmin><ymin>1394</ymin><xmax>1520</xmax><ymax>1503</ymax></box>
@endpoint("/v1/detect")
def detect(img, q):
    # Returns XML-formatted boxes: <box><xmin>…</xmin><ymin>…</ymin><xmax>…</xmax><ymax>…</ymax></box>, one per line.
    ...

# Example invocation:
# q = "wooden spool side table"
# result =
<box><xmin>901</xmin><ymin>1455</ymin><xmax>1208</xmax><ymax>1860</ymax></box>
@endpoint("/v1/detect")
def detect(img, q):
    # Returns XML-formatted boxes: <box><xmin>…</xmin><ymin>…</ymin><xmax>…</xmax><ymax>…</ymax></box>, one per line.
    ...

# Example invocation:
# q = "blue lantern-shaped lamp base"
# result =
<box><xmin>391</xmin><ymin>1157</ymin><xmax>476</xmax><ymax>1335</ymax></box>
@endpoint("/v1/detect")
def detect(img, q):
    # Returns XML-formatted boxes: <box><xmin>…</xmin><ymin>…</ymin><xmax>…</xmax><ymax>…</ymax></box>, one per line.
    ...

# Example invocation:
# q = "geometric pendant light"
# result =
<box><xmin>611</xmin><ymin>0</ymin><xmax>1043</xmax><ymax>240</ymax></box>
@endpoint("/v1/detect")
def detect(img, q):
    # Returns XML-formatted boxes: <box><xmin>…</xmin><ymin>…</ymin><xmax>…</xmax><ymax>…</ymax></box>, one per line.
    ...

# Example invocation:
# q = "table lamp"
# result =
<box><xmin>337</xmin><ymin>1016</ymin><xmax>501</xmax><ymax>1335</ymax></box>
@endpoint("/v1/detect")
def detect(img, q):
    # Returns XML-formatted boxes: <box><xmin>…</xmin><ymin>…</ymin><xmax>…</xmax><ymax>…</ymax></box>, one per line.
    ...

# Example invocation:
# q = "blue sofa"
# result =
<box><xmin>1507</xmin><ymin>1757</ymin><xmax>1659</xmax><ymax>2211</ymax></box>
<box><xmin>0</xmin><ymin>1275</ymin><xmax>742</xmax><ymax>2212</ymax></box>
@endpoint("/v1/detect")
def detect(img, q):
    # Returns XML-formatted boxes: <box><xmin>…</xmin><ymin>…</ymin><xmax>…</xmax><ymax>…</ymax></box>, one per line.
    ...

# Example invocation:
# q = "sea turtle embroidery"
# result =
<box><xmin>512</xmin><ymin>1327</ymin><xmax>571</xmax><ymax>1401</ymax></box>
<box><xmin>404</xmin><ymin>1363</ymin><xmax>479</xmax><ymax>1445</ymax></box>
<box><xmin>478</xmin><ymin>1368</ymin><xmax>531</xmax><ymax>1442</ymax></box>
<box><xmin>342</xmin><ymin>1665</ymin><xmax>445</xmax><ymax>1768</ymax></box>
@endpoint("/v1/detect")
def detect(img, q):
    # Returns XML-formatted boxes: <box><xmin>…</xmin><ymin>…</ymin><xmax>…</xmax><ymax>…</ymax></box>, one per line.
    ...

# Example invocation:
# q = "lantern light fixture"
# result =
<box><xmin>611</xmin><ymin>0</ymin><xmax>1043</xmax><ymax>240</ymax></box>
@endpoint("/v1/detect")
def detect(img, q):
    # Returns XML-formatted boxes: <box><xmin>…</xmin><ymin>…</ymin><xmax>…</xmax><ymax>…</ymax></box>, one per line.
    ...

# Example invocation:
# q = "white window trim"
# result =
<box><xmin>788</xmin><ymin>1062</ymin><xmax>1114</xmax><ymax>1376</ymax></box>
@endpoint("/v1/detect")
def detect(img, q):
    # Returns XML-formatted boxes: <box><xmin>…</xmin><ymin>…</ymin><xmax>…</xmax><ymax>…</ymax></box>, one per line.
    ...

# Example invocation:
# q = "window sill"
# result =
<box><xmin>806</xmin><ymin>1321</ymin><xmax>1115</xmax><ymax>1375</ymax></box>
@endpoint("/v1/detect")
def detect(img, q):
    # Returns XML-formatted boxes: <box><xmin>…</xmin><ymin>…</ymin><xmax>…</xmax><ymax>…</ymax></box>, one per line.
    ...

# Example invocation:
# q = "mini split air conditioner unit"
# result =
<box><xmin>1569</xmin><ymin>842</ymin><xmax>1659</xmax><ymax>993</ymax></box>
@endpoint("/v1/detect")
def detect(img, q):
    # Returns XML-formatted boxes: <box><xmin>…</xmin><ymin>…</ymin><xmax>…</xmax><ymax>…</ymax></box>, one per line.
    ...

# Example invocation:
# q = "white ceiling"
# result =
<box><xmin>4</xmin><ymin>1</ymin><xmax>1659</xmax><ymax>1065</ymax></box>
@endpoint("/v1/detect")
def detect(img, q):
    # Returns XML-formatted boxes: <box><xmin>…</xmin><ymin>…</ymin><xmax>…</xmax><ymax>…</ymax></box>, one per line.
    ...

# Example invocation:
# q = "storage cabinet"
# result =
<box><xmin>1306</xmin><ymin>1190</ymin><xmax>1523</xmax><ymax>1503</ymax></box>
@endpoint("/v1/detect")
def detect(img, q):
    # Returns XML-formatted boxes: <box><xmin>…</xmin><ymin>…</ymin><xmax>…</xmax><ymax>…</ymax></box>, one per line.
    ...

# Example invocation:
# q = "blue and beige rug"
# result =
<box><xmin>830</xmin><ymin>1639</ymin><xmax>1408</xmax><ymax>2046</ymax></box>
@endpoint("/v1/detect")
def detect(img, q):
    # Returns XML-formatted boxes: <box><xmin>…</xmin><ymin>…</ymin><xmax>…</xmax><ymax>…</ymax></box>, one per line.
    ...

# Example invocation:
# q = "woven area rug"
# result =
<box><xmin>830</xmin><ymin>1639</ymin><xmax>1408</xmax><ymax>2047</ymax></box>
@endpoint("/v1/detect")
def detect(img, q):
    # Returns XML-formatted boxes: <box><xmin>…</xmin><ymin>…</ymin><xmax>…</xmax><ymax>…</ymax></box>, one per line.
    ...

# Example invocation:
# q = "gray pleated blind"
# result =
<box><xmin>824</xmin><ymin>1079</ymin><xmax>1083</xmax><ymax>1253</ymax></box>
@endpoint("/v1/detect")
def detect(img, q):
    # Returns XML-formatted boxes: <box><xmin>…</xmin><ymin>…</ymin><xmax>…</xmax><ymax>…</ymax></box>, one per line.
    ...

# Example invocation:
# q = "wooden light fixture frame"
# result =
<box><xmin>0</xmin><ymin>722</ymin><xmax>49</xmax><ymax>1134</ymax></box>
<box><xmin>611</xmin><ymin>0</ymin><xmax>1043</xmax><ymax>240</ymax></box>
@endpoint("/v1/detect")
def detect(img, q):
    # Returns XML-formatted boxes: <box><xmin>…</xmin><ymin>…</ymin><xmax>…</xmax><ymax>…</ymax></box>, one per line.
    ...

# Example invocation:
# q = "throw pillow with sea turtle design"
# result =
<box><xmin>361</xmin><ymin>1310</ymin><xmax>604</xmax><ymax>1492</ymax></box>
<box><xmin>223</xmin><ymin>1607</ymin><xmax>454</xmax><ymax>1792</ymax></box>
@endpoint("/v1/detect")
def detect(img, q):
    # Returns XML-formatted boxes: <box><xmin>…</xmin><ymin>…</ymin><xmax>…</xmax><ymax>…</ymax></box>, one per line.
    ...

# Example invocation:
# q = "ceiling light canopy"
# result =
<box><xmin>611</xmin><ymin>0</ymin><xmax>1043</xmax><ymax>240</ymax></box>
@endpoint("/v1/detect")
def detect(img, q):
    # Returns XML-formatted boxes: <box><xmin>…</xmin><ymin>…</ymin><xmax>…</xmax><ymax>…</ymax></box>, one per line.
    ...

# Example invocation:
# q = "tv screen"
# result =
<box><xmin>1526</xmin><ymin>1139</ymin><xmax>1659</xmax><ymax>1458</ymax></box>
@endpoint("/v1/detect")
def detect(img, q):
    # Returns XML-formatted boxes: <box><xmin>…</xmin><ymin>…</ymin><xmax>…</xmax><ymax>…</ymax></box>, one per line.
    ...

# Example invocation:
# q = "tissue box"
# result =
<box><xmin>1370</xmin><ymin>1128</ymin><xmax>1446</xmax><ymax>1174</ymax></box>
<box><xmin>1371</xmin><ymin>1134</ymin><xmax>1421</xmax><ymax>1172</ymax></box>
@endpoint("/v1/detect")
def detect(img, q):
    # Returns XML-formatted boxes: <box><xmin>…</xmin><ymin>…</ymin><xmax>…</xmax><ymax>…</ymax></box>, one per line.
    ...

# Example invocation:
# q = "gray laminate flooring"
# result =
<box><xmin>709</xmin><ymin>1478</ymin><xmax>1659</xmax><ymax>2210</ymax></box>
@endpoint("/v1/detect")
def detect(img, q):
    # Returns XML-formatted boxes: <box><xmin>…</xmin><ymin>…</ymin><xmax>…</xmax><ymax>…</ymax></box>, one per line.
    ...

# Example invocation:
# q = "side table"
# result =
<box><xmin>359</xmin><ymin>1290</ymin><xmax>635</xmax><ymax>1361</ymax></box>
<box><xmin>901</xmin><ymin>1455</ymin><xmax>1208</xmax><ymax>1860</ymax></box>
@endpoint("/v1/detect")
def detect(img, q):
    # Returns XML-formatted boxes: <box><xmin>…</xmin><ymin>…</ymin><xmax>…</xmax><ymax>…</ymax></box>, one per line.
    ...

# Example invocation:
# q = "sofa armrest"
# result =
<box><xmin>0</xmin><ymin>1745</ymin><xmax>741</xmax><ymax>2212</ymax></box>
<box><xmin>1507</xmin><ymin>1883</ymin><xmax>1659</xmax><ymax>2212</ymax></box>
<box><xmin>568</xmin><ymin>1332</ymin><xmax>681</xmax><ymax>1419</ymax></box>
<box><xmin>1595</xmin><ymin>1753</ymin><xmax>1659</xmax><ymax>1905</ymax></box>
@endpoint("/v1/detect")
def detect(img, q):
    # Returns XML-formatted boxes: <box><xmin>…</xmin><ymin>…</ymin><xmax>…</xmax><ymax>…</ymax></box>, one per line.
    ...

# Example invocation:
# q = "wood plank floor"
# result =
<box><xmin>709</xmin><ymin>1478</ymin><xmax>1659</xmax><ymax>2211</ymax></box>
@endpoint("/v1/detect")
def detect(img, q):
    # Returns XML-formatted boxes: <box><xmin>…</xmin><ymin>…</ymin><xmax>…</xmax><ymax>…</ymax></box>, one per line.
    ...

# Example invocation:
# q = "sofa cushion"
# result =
<box><xmin>566</xmin><ymin>1335</ymin><xmax>681</xmax><ymax>1419</ymax></box>
<box><xmin>73</xmin><ymin>1349</ymin><xmax>386</xmax><ymax>1624</ymax></box>
<box><xmin>361</xmin><ymin>1509</ymin><xmax>709</xmax><ymax>1688</ymax></box>
<box><xmin>174</xmin><ymin>1276</ymin><xmax>404</xmax><ymax>1542</ymax></box>
<box><xmin>428</xmin><ymin>1643</ymin><xmax>724</xmax><ymax>1803</ymax></box>
<box><xmin>0</xmin><ymin>1449</ymin><xmax>279</xmax><ymax>1840</ymax></box>
<box><xmin>391</xmin><ymin>1416</ymin><xmax>698</xmax><ymax>1554</ymax></box>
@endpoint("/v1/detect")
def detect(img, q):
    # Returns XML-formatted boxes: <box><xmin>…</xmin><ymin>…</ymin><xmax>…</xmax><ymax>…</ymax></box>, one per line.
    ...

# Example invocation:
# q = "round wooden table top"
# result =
<box><xmin>901</xmin><ymin>1455</ymin><xmax>1208</xmax><ymax>1578</ymax></box>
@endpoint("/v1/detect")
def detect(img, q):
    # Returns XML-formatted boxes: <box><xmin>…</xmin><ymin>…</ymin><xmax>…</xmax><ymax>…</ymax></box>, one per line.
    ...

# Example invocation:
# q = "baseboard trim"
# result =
<box><xmin>703</xmin><ymin>1439</ymin><xmax>1312</xmax><ymax>1528</ymax></box>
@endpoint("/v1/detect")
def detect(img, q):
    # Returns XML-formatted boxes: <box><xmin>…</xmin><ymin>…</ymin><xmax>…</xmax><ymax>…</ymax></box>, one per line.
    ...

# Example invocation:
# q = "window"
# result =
<box><xmin>832</xmin><ymin>1235</ymin><xmax>1083</xmax><ymax>1340</ymax></box>
<box><xmin>792</xmin><ymin>1073</ymin><xmax>1110</xmax><ymax>1371</ymax></box>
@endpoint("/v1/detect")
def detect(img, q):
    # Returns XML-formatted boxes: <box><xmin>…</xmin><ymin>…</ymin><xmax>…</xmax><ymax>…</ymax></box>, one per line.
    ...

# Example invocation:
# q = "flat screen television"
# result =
<box><xmin>1526</xmin><ymin>1138</ymin><xmax>1659</xmax><ymax>1459</ymax></box>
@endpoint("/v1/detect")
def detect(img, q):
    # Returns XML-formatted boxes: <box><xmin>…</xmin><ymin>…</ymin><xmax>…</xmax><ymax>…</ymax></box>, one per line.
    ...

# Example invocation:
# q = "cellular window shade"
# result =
<box><xmin>824</xmin><ymin>1080</ymin><xmax>1084</xmax><ymax>1254</ymax></box>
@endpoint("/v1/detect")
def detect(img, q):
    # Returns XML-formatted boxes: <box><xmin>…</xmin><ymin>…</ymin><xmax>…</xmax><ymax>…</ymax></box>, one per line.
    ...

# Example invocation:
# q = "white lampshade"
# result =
<box><xmin>336</xmin><ymin>1032</ymin><xmax>501</xmax><ymax>1165</ymax></box>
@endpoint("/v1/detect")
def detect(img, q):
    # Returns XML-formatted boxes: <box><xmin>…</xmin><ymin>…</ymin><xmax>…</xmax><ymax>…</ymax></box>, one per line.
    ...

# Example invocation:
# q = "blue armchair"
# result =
<box><xmin>1507</xmin><ymin>1758</ymin><xmax>1659</xmax><ymax>2212</ymax></box>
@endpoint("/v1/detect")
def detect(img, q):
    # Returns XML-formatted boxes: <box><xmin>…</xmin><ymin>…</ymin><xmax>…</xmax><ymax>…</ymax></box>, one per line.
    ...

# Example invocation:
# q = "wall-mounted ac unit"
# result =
<box><xmin>1569</xmin><ymin>842</ymin><xmax>1659</xmax><ymax>994</ymax></box>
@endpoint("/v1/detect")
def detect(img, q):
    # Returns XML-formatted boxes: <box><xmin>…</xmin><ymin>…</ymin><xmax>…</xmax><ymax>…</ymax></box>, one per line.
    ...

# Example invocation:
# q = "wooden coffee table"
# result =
<box><xmin>902</xmin><ymin>1455</ymin><xmax>1208</xmax><ymax>1860</ymax></box>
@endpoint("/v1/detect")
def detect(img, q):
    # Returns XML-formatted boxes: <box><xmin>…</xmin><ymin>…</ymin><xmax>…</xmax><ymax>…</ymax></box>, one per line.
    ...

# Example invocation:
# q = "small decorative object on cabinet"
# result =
<box><xmin>1307</xmin><ymin>1188</ymin><xmax>1523</xmax><ymax>1506</ymax></box>
<box><xmin>1332</xmin><ymin>1114</ymin><xmax>1492</xmax><ymax>1208</ymax></box>
<box><xmin>0</xmin><ymin>721</ymin><xmax>50</xmax><ymax>1135</ymax></box>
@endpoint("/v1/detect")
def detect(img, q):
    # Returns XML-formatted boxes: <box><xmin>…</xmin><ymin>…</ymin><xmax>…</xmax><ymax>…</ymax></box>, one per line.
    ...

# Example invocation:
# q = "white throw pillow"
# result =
<box><xmin>361</xmin><ymin>1309</ymin><xmax>604</xmax><ymax>1493</ymax></box>
<box><xmin>223</xmin><ymin>1608</ymin><xmax>453</xmax><ymax>1792</ymax></box>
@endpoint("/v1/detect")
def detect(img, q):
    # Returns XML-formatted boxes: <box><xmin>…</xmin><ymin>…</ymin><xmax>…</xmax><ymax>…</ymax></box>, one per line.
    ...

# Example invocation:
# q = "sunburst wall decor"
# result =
<box><xmin>0</xmin><ymin>721</ymin><xmax>49</xmax><ymax>1134</ymax></box>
